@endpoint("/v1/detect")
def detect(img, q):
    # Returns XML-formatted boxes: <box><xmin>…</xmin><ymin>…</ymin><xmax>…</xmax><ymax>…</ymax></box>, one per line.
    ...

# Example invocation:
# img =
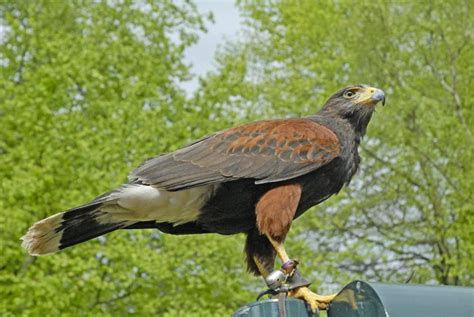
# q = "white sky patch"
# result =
<box><xmin>181</xmin><ymin>0</ymin><xmax>243</xmax><ymax>94</ymax></box>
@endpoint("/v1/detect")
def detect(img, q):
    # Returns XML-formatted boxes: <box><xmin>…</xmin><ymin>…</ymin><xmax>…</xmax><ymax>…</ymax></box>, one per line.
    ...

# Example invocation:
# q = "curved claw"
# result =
<box><xmin>288</xmin><ymin>286</ymin><xmax>336</xmax><ymax>311</ymax></box>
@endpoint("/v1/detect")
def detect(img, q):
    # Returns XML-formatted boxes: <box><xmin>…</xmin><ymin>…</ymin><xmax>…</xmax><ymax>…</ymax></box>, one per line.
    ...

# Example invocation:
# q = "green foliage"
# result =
<box><xmin>197</xmin><ymin>0</ymin><xmax>473</xmax><ymax>289</ymax></box>
<box><xmin>0</xmin><ymin>1</ymin><xmax>255</xmax><ymax>315</ymax></box>
<box><xmin>1</xmin><ymin>0</ymin><xmax>472</xmax><ymax>316</ymax></box>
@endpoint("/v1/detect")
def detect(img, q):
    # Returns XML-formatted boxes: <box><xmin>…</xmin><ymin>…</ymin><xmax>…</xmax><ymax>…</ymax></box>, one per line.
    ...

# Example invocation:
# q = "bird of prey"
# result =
<box><xmin>22</xmin><ymin>84</ymin><xmax>385</xmax><ymax>310</ymax></box>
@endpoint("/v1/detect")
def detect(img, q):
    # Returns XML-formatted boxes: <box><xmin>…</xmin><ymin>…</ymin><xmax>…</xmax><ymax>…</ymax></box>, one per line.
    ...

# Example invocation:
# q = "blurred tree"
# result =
<box><xmin>195</xmin><ymin>0</ymin><xmax>473</xmax><ymax>290</ymax></box>
<box><xmin>0</xmin><ymin>1</ymin><xmax>256</xmax><ymax>315</ymax></box>
<box><xmin>1</xmin><ymin>0</ymin><xmax>473</xmax><ymax>316</ymax></box>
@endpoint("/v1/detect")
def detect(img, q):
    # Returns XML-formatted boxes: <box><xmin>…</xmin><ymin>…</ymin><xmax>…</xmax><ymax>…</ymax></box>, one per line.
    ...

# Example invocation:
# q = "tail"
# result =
<box><xmin>21</xmin><ymin>200</ymin><xmax>133</xmax><ymax>256</ymax></box>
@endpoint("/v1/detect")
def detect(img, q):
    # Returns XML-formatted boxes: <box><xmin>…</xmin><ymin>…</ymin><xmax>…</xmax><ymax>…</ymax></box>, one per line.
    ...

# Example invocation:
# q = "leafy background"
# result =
<box><xmin>0</xmin><ymin>0</ymin><xmax>472</xmax><ymax>316</ymax></box>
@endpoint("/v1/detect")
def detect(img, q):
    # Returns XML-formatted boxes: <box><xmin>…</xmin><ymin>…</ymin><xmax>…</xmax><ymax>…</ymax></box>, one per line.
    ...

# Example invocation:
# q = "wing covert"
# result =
<box><xmin>130</xmin><ymin>118</ymin><xmax>341</xmax><ymax>190</ymax></box>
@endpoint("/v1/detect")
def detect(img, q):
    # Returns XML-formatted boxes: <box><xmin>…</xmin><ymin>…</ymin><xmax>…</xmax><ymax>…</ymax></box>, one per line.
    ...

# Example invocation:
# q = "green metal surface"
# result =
<box><xmin>328</xmin><ymin>280</ymin><xmax>474</xmax><ymax>317</ymax></box>
<box><xmin>233</xmin><ymin>281</ymin><xmax>474</xmax><ymax>316</ymax></box>
<box><xmin>233</xmin><ymin>298</ymin><xmax>317</xmax><ymax>317</ymax></box>
<box><xmin>328</xmin><ymin>281</ymin><xmax>385</xmax><ymax>317</ymax></box>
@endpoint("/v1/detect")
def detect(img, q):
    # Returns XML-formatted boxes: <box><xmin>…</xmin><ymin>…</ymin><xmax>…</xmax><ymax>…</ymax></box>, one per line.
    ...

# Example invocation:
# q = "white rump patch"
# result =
<box><xmin>114</xmin><ymin>184</ymin><xmax>217</xmax><ymax>225</ymax></box>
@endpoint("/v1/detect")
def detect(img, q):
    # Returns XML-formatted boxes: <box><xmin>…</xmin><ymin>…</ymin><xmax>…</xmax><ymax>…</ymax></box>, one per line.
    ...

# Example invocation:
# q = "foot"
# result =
<box><xmin>288</xmin><ymin>286</ymin><xmax>336</xmax><ymax>311</ymax></box>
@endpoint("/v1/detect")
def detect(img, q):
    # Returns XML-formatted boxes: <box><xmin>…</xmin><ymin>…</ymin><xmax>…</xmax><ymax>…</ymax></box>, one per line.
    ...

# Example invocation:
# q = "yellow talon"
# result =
<box><xmin>288</xmin><ymin>287</ymin><xmax>336</xmax><ymax>311</ymax></box>
<box><xmin>260</xmin><ymin>236</ymin><xmax>336</xmax><ymax>311</ymax></box>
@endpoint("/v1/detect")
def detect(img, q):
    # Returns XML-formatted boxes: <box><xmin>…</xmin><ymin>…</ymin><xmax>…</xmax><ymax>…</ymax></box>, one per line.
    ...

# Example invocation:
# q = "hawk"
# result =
<box><xmin>22</xmin><ymin>84</ymin><xmax>385</xmax><ymax>310</ymax></box>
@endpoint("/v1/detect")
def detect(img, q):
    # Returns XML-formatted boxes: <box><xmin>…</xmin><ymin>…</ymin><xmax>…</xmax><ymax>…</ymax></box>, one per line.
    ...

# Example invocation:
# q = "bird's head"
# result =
<box><xmin>321</xmin><ymin>84</ymin><xmax>385</xmax><ymax>136</ymax></box>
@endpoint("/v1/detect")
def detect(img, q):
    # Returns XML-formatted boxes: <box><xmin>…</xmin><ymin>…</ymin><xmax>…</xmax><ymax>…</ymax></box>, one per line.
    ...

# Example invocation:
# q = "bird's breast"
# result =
<box><xmin>295</xmin><ymin>158</ymin><xmax>354</xmax><ymax>216</ymax></box>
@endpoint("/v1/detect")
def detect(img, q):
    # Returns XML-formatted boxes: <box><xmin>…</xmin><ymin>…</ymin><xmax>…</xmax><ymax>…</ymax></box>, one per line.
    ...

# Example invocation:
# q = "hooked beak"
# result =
<box><xmin>371</xmin><ymin>89</ymin><xmax>386</xmax><ymax>106</ymax></box>
<box><xmin>356</xmin><ymin>86</ymin><xmax>386</xmax><ymax>106</ymax></box>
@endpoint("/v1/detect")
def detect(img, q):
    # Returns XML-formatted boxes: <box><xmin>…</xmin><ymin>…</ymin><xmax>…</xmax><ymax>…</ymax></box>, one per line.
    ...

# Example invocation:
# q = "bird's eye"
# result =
<box><xmin>343</xmin><ymin>90</ymin><xmax>357</xmax><ymax>98</ymax></box>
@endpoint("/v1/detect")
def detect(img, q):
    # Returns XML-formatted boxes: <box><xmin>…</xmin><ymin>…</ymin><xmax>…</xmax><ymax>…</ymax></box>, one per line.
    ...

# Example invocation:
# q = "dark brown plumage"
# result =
<box><xmin>131</xmin><ymin>118</ymin><xmax>341</xmax><ymax>190</ymax></box>
<box><xmin>22</xmin><ymin>84</ymin><xmax>385</xmax><ymax>310</ymax></box>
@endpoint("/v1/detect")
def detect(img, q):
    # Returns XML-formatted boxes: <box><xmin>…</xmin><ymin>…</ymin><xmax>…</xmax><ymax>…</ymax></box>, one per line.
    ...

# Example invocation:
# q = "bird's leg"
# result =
<box><xmin>267</xmin><ymin>236</ymin><xmax>290</xmax><ymax>263</ymax></box>
<box><xmin>253</xmin><ymin>255</ymin><xmax>270</xmax><ymax>278</ymax></box>
<box><xmin>265</xmin><ymin>234</ymin><xmax>336</xmax><ymax>311</ymax></box>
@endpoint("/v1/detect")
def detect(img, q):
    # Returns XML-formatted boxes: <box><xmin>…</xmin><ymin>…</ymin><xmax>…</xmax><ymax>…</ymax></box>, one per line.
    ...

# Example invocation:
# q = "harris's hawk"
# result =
<box><xmin>22</xmin><ymin>84</ymin><xmax>385</xmax><ymax>310</ymax></box>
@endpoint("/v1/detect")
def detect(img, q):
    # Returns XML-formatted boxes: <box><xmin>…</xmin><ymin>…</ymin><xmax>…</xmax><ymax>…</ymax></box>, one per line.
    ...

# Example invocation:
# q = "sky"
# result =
<box><xmin>0</xmin><ymin>1</ymin><xmax>243</xmax><ymax>93</ymax></box>
<box><xmin>181</xmin><ymin>0</ymin><xmax>243</xmax><ymax>93</ymax></box>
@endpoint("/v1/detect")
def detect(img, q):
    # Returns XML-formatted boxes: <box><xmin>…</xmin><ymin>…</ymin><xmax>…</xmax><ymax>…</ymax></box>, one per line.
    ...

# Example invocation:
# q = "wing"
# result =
<box><xmin>130</xmin><ymin>118</ymin><xmax>341</xmax><ymax>191</ymax></box>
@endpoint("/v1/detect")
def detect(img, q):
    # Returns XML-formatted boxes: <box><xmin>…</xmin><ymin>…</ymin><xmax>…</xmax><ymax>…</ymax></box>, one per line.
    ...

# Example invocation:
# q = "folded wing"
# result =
<box><xmin>130</xmin><ymin>118</ymin><xmax>341</xmax><ymax>191</ymax></box>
